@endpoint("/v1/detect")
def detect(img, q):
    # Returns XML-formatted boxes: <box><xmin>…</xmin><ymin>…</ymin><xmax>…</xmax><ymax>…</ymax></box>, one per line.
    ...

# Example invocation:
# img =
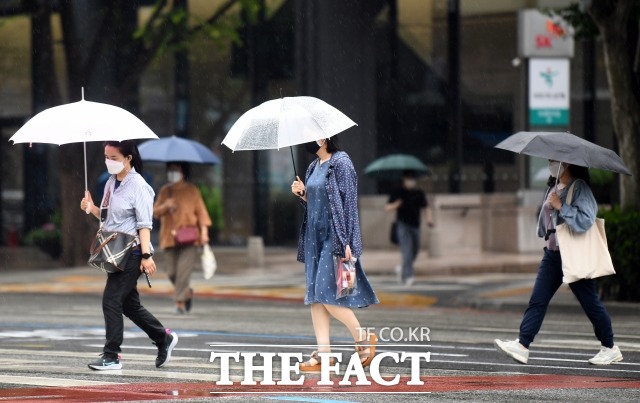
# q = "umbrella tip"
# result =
<box><xmin>81</xmin><ymin>87</ymin><xmax>84</xmax><ymax>100</ymax></box>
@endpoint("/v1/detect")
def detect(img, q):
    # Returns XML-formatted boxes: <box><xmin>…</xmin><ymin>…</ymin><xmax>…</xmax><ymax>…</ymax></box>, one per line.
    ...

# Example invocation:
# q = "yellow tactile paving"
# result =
<box><xmin>0</xmin><ymin>281</ymin><xmax>436</xmax><ymax>308</ymax></box>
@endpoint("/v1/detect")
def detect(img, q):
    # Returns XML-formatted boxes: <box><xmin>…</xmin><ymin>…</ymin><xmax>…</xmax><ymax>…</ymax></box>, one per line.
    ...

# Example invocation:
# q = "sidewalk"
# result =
<box><xmin>1</xmin><ymin>246</ymin><xmax>638</xmax><ymax>315</ymax></box>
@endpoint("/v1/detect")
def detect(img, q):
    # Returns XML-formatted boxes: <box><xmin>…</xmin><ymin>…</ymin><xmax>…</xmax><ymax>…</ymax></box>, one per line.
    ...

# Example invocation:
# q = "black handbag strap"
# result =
<box><xmin>95</xmin><ymin>182</ymin><xmax>140</xmax><ymax>245</ymax></box>
<box><xmin>99</xmin><ymin>185</ymin><xmax>112</xmax><ymax>228</ymax></box>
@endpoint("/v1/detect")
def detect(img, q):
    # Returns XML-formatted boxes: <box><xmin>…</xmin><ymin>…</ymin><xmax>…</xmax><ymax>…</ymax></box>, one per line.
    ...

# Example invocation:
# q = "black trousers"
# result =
<box><xmin>102</xmin><ymin>254</ymin><xmax>166</xmax><ymax>356</ymax></box>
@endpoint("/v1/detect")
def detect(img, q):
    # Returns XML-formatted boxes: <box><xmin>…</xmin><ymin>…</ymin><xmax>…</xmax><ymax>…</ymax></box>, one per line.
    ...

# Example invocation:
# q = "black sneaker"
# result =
<box><xmin>155</xmin><ymin>331</ymin><xmax>178</xmax><ymax>368</ymax></box>
<box><xmin>185</xmin><ymin>288</ymin><xmax>194</xmax><ymax>313</ymax></box>
<box><xmin>88</xmin><ymin>353</ymin><xmax>122</xmax><ymax>370</ymax></box>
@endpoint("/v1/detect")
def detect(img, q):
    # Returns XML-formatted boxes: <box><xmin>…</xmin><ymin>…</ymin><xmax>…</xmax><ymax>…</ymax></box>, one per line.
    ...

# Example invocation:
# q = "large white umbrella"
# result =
<box><xmin>222</xmin><ymin>96</ymin><xmax>357</xmax><ymax>151</ymax></box>
<box><xmin>221</xmin><ymin>96</ymin><xmax>357</xmax><ymax>176</ymax></box>
<box><xmin>9</xmin><ymin>89</ymin><xmax>159</xmax><ymax>194</ymax></box>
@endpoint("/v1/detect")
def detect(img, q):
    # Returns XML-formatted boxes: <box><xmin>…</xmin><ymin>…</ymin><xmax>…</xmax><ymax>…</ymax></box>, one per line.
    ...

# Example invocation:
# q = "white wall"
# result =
<box><xmin>360</xmin><ymin>192</ymin><xmax>545</xmax><ymax>255</ymax></box>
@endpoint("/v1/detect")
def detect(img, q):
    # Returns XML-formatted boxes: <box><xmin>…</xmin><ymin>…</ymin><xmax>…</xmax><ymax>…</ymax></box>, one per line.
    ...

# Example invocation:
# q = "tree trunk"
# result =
<box><xmin>36</xmin><ymin>0</ymin><xmax>248</xmax><ymax>264</ymax></box>
<box><xmin>59</xmin><ymin>144</ymin><xmax>96</xmax><ymax>266</ymax></box>
<box><xmin>57</xmin><ymin>1</ymin><xmax>138</xmax><ymax>265</ymax></box>
<box><xmin>588</xmin><ymin>0</ymin><xmax>640</xmax><ymax>210</ymax></box>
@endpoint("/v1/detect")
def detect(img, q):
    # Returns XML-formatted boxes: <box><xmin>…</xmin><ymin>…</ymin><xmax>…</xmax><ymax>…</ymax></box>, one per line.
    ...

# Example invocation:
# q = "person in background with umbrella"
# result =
<box><xmin>291</xmin><ymin>136</ymin><xmax>380</xmax><ymax>371</ymax></box>
<box><xmin>153</xmin><ymin>162</ymin><xmax>212</xmax><ymax>314</ymax></box>
<box><xmin>80</xmin><ymin>140</ymin><xmax>178</xmax><ymax>370</ymax></box>
<box><xmin>385</xmin><ymin>170</ymin><xmax>434</xmax><ymax>286</ymax></box>
<box><xmin>494</xmin><ymin>161</ymin><xmax>622</xmax><ymax>365</ymax></box>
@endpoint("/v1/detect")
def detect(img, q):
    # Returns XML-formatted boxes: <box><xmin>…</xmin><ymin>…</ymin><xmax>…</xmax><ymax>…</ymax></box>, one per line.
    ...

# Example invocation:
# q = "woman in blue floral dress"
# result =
<box><xmin>292</xmin><ymin>136</ymin><xmax>379</xmax><ymax>372</ymax></box>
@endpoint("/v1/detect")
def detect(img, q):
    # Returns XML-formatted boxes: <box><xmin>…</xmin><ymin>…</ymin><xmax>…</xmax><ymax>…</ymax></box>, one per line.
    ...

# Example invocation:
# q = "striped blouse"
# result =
<box><xmin>99</xmin><ymin>167</ymin><xmax>155</xmax><ymax>252</ymax></box>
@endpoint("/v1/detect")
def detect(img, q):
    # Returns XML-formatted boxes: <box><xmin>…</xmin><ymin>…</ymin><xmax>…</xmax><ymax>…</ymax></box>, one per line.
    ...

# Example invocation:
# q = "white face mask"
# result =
<box><xmin>167</xmin><ymin>171</ymin><xmax>183</xmax><ymax>184</ymax></box>
<box><xmin>105</xmin><ymin>158</ymin><xmax>125</xmax><ymax>175</ymax></box>
<box><xmin>548</xmin><ymin>161</ymin><xmax>564</xmax><ymax>177</ymax></box>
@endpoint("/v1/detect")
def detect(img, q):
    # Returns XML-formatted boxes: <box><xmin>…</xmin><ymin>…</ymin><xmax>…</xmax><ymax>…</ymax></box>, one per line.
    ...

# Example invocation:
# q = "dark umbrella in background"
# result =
<box><xmin>364</xmin><ymin>153</ymin><xmax>429</xmax><ymax>180</ymax></box>
<box><xmin>495</xmin><ymin>131</ymin><xmax>632</xmax><ymax>175</ymax></box>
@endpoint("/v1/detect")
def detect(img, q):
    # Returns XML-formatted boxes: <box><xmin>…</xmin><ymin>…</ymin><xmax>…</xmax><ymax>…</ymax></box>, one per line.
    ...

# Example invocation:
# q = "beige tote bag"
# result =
<box><xmin>555</xmin><ymin>182</ymin><xmax>615</xmax><ymax>283</ymax></box>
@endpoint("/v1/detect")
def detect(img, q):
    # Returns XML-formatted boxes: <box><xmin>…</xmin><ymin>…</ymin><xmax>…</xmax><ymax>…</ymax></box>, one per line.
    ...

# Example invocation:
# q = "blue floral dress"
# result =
<box><xmin>303</xmin><ymin>160</ymin><xmax>378</xmax><ymax>308</ymax></box>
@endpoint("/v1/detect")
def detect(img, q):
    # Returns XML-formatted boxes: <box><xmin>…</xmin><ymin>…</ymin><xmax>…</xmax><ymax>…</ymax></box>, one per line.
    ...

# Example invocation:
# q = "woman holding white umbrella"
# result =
<box><xmin>291</xmin><ymin>136</ymin><xmax>379</xmax><ymax>371</ymax></box>
<box><xmin>80</xmin><ymin>140</ymin><xmax>178</xmax><ymax>370</ymax></box>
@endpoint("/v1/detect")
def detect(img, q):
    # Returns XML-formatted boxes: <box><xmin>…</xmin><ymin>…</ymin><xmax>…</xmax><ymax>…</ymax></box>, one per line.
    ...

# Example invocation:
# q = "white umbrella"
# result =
<box><xmin>9</xmin><ymin>88</ymin><xmax>158</xmax><ymax>194</ymax></box>
<box><xmin>221</xmin><ymin>96</ymin><xmax>357</xmax><ymax>176</ymax></box>
<box><xmin>222</xmin><ymin>96</ymin><xmax>356</xmax><ymax>151</ymax></box>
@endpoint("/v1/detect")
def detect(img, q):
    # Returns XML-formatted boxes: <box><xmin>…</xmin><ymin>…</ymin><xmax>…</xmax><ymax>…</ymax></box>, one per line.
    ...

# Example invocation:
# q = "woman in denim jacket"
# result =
<box><xmin>292</xmin><ymin>136</ymin><xmax>379</xmax><ymax>372</ymax></box>
<box><xmin>494</xmin><ymin>161</ymin><xmax>622</xmax><ymax>365</ymax></box>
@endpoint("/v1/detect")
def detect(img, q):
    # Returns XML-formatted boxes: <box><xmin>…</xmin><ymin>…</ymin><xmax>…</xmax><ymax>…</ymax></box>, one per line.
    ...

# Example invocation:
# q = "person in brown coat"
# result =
<box><xmin>153</xmin><ymin>162</ymin><xmax>212</xmax><ymax>314</ymax></box>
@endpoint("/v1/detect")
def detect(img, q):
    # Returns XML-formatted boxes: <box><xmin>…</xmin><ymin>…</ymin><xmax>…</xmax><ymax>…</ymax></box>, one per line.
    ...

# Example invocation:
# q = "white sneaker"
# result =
<box><xmin>404</xmin><ymin>277</ymin><xmax>415</xmax><ymax>286</ymax></box>
<box><xmin>494</xmin><ymin>339</ymin><xmax>529</xmax><ymax>364</ymax></box>
<box><xmin>589</xmin><ymin>345</ymin><xmax>623</xmax><ymax>365</ymax></box>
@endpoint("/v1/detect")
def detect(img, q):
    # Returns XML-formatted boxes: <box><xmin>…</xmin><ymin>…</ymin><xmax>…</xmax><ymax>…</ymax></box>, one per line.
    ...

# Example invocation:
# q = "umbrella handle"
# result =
<box><xmin>84</xmin><ymin>141</ymin><xmax>91</xmax><ymax>214</ymax></box>
<box><xmin>290</xmin><ymin>146</ymin><xmax>297</xmax><ymax>178</ymax></box>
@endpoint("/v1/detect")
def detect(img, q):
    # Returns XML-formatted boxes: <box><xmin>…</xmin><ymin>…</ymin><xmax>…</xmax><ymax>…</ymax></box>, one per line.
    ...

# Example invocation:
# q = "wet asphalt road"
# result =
<box><xmin>0</xmin><ymin>291</ymin><xmax>639</xmax><ymax>402</ymax></box>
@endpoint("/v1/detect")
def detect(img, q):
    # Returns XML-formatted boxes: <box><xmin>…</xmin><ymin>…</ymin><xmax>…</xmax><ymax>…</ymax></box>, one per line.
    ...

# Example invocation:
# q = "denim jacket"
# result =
<box><xmin>296</xmin><ymin>151</ymin><xmax>363</xmax><ymax>262</ymax></box>
<box><xmin>537</xmin><ymin>178</ymin><xmax>597</xmax><ymax>238</ymax></box>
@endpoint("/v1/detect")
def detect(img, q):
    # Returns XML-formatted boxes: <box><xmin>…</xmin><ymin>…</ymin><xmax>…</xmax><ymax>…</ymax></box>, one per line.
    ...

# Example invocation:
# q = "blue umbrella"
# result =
<box><xmin>138</xmin><ymin>135</ymin><xmax>221</xmax><ymax>165</ymax></box>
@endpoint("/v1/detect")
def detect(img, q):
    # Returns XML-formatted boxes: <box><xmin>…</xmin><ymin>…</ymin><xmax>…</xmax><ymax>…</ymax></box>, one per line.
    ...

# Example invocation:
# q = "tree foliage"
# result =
<box><xmin>554</xmin><ymin>0</ymin><xmax>640</xmax><ymax>210</ymax></box>
<box><xmin>28</xmin><ymin>0</ymin><xmax>260</xmax><ymax>265</ymax></box>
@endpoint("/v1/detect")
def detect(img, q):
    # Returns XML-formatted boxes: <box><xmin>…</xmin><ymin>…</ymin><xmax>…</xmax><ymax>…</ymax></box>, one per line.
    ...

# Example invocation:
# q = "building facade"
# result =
<box><xmin>0</xmin><ymin>0</ymin><xmax>617</xmax><ymax>249</ymax></box>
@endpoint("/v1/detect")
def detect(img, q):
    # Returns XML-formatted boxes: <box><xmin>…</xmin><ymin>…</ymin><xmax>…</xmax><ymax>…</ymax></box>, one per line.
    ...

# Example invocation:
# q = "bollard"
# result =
<box><xmin>427</xmin><ymin>227</ymin><xmax>441</xmax><ymax>258</ymax></box>
<box><xmin>247</xmin><ymin>236</ymin><xmax>265</xmax><ymax>268</ymax></box>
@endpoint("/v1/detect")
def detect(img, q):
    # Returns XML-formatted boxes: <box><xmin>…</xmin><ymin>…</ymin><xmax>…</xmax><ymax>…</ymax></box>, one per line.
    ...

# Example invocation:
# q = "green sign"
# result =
<box><xmin>529</xmin><ymin>108</ymin><xmax>569</xmax><ymax>126</ymax></box>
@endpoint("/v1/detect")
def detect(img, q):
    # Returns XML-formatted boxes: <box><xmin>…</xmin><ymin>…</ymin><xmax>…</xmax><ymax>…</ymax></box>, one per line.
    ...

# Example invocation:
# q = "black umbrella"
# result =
<box><xmin>495</xmin><ymin>131</ymin><xmax>632</xmax><ymax>175</ymax></box>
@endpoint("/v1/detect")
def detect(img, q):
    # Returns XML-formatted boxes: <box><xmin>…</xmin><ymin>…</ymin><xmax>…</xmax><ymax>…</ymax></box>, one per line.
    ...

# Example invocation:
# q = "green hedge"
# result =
<box><xmin>598</xmin><ymin>207</ymin><xmax>640</xmax><ymax>301</ymax></box>
<box><xmin>198</xmin><ymin>184</ymin><xmax>224</xmax><ymax>232</ymax></box>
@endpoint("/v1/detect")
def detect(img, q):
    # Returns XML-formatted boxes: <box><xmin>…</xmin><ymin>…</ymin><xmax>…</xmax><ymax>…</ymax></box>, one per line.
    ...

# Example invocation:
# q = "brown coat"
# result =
<box><xmin>153</xmin><ymin>181</ymin><xmax>212</xmax><ymax>249</ymax></box>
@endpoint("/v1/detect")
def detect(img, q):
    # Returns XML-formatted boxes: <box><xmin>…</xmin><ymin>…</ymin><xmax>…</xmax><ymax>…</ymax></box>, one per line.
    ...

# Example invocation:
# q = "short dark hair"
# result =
<box><xmin>326</xmin><ymin>135</ymin><xmax>341</xmax><ymax>153</ymax></box>
<box><xmin>568</xmin><ymin>164</ymin><xmax>591</xmax><ymax>186</ymax></box>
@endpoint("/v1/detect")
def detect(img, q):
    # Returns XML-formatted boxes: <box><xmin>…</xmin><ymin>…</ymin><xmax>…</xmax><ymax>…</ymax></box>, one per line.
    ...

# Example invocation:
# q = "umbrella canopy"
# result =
<box><xmin>9</xmin><ymin>89</ymin><xmax>159</xmax><ymax>192</ymax></box>
<box><xmin>495</xmin><ymin>131</ymin><xmax>632</xmax><ymax>176</ymax></box>
<box><xmin>364</xmin><ymin>154</ymin><xmax>429</xmax><ymax>179</ymax></box>
<box><xmin>9</xmin><ymin>98</ymin><xmax>157</xmax><ymax>145</ymax></box>
<box><xmin>221</xmin><ymin>96</ymin><xmax>357</xmax><ymax>151</ymax></box>
<box><xmin>139</xmin><ymin>135</ymin><xmax>221</xmax><ymax>165</ymax></box>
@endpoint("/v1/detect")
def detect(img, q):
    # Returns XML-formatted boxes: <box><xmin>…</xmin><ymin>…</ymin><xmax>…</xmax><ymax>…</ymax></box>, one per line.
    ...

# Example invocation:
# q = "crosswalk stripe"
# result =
<box><xmin>0</xmin><ymin>375</ymin><xmax>124</xmax><ymax>387</ymax></box>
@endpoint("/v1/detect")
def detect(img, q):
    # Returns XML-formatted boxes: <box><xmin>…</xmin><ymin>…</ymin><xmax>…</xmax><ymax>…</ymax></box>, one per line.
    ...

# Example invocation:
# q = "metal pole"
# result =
<box><xmin>174</xmin><ymin>0</ymin><xmax>190</xmax><ymax>138</ymax></box>
<box><xmin>447</xmin><ymin>0</ymin><xmax>462</xmax><ymax>193</ymax></box>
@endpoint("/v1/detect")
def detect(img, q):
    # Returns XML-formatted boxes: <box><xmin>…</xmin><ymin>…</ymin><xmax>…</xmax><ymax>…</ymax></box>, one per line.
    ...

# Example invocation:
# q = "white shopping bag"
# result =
<box><xmin>201</xmin><ymin>244</ymin><xmax>217</xmax><ymax>279</ymax></box>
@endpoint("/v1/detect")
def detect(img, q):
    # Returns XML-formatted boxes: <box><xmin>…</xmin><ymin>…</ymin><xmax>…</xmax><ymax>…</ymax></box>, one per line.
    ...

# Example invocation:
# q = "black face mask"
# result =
<box><xmin>304</xmin><ymin>141</ymin><xmax>321</xmax><ymax>155</ymax></box>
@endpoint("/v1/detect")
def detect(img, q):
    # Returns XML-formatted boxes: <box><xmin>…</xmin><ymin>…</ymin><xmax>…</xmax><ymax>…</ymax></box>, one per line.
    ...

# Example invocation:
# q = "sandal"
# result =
<box><xmin>300</xmin><ymin>351</ymin><xmax>334</xmax><ymax>372</ymax></box>
<box><xmin>355</xmin><ymin>333</ymin><xmax>378</xmax><ymax>368</ymax></box>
